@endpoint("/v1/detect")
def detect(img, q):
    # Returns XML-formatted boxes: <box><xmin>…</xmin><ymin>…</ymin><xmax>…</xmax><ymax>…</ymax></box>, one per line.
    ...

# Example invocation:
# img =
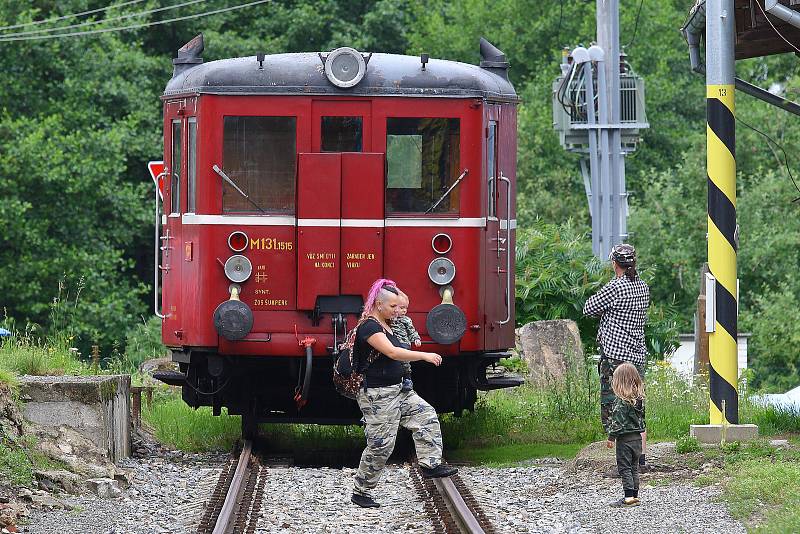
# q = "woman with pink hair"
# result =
<box><xmin>351</xmin><ymin>279</ymin><xmax>457</xmax><ymax>508</ymax></box>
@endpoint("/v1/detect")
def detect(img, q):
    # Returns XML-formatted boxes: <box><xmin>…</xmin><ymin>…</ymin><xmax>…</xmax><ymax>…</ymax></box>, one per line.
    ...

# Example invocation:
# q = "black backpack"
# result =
<box><xmin>332</xmin><ymin>318</ymin><xmax>380</xmax><ymax>399</ymax></box>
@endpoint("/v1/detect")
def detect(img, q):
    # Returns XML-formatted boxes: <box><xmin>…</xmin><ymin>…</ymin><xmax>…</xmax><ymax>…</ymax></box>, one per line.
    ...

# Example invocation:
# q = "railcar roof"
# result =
<box><xmin>163</xmin><ymin>51</ymin><xmax>518</xmax><ymax>102</ymax></box>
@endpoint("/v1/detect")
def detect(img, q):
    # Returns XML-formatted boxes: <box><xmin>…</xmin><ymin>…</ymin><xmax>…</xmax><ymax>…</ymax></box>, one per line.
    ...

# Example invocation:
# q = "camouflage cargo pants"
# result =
<box><xmin>353</xmin><ymin>384</ymin><xmax>443</xmax><ymax>497</ymax></box>
<box><xmin>599</xmin><ymin>357</ymin><xmax>646</xmax><ymax>434</ymax></box>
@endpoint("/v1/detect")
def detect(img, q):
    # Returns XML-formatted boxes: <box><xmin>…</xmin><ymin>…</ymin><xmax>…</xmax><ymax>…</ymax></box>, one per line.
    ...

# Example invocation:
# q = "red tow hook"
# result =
<box><xmin>294</xmin><ymin>335</ymin><xmax>317</xmax><ymax>410</ymax></box>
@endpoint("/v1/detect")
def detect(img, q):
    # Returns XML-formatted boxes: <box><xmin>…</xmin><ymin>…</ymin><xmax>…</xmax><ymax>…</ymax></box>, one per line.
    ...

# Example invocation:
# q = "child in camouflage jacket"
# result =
<box><xmin>605</xmin><ymin>362</ymin><xmax>646</xmax><ymax>508</ymax></box>
<box><xmin>391</xmin><ymin>291</ymin><xmax>422</xmax><ymax>392</ymax></box>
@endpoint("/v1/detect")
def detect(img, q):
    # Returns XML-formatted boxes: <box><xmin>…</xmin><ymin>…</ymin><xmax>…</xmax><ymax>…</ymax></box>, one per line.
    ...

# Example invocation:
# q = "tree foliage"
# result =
<box><xmin>0</xmin><ymin>1</ymin><xmax>798</xmax><ymax>389</ymax></box>
<box><xmin>409</xmin><ymin>2</ymin><xmax>800</xmax><ymax>389</ymax></box>
<box><xmin>515</xmin><ymin>220</ymin><xmax>679</xmax><ymax>359</ymax></box>
<box><xmin>0</xmin><ymin>0</ymin><xmax>415</xmax><ymax>354</ymax></box>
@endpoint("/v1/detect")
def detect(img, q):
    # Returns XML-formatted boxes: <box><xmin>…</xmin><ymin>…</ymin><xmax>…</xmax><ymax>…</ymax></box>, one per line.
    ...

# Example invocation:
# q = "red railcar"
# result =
<box><xmin>154</xmin><ymin>35</ymin><xmax>521</xmax><ymax>431</ymax></box>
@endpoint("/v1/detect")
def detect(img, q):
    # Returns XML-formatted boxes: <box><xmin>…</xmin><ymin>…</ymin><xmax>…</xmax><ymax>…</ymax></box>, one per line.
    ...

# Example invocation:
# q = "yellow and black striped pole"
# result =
<box><xmin>706</xmin><ymin>0</ymin><xmax>738</xmax><ymax>425</ymax></box>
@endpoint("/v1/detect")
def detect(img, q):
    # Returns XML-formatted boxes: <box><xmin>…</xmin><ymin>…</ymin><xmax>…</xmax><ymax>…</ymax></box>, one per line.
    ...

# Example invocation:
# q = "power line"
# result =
<box><xmin>0</xmin><ymin>0</ymin><xmax>270</xmax><ymax>43</ymax></box>
<box><xmin>1</xmin><ymin>0</ymin><xmax>208</xmax><ymax>38</ymax></box>
<box><xmin>625</xmin><ymin>0</ymin><xmax>644</xmax><ymax>48</ymax></box>
<box><xmin>0</xmin><ymin>0</ymin><xmax>147</xmax><ymax>32</ymax></box>
<box><xmin>755</xmin><ymin>0</ymin><xmax>800</xmax><ymax>55</ymax></box>
<box><xmin>737</xmin><ymin>116</ymin><xmax>800</xmax><ymax>203</ymax></box>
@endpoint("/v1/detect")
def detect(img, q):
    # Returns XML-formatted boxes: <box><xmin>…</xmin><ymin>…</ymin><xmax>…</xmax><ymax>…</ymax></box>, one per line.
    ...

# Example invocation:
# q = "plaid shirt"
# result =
<box><xmin>391</xmin><ymin>315</ymin><xmax>421</xmax><ymax>347</ymax></box>
<box><xmin>583</xmin><ymin>275</ymin><xmax>650</xmax><ymax>365</ymax></box>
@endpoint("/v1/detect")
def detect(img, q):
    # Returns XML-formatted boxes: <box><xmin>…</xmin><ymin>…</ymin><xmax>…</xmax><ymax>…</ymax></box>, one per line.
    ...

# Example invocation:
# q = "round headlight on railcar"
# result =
<box><xmin>428</xmin><ymin>257</ymin><xmax>456</xmax><ymax>286</ymax></box>
<box><xmin>228</xmin><ymin>231</ymin><xmax>249</xmax><ymax>252</ymax></box>
<box><xmin>224</xmin><ymin>255</ymin><xmax>252</xmax><ymax>283</ymax></box>
<box><xmin>324</xmin><ymin>47</ymin><xmax>367</xmax><ymax>88</ymax></box>
<box><xmin>431</xmin><ymin>233</ymin><xmax>453</xmax><ymax>255</ymax></box>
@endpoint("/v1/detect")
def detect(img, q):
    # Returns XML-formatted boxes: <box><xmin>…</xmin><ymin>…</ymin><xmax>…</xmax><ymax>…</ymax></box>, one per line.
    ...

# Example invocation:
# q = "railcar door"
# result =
<box><xmin>483</xmin><ymin>105</ymin><xmax>509</xmax><ymax>349</ymax></box>
<box><xmin>296</xmin><ymin>153</ymin><xmax>342</xmax><ymax>310</ymax></box>
<box><xmin>296</xmin><ymin>101</ymin><xmax>383</xmax><ymax>311</ymax></box>
<box><xmin>340</xmin><ymin>152</ymin><xmax>384</xmax><ymax>294</ymax></box>
<box><xmin>497</xmin><ymin>103</ymin><xmax>518</xmax><ymax>349</ymax></box>
<box><xmin>161</xmin><ymin>112</ymin><xmax>184</xmax><ymax>345</ymax></box>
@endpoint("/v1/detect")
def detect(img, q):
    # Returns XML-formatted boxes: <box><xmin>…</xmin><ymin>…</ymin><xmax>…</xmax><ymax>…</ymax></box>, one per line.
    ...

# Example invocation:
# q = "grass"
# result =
<box><xmin>0</xmin><ymin>431</ymin><xmax>68</xmax><ymax>488</ymax></box>
<box><xmin>725</xmin><ymin>459</ymin><xmax>800</xmax><ymax>532</ymax></box>
<box><xmin>138</xmin><ymin>389</ymin><xmax>583</xmax><ymax>466</ymax></box>
<box><xmin>0</xmin><ymin>441</ymin><xmax>34</xmax><ymax>486</ymax></box>
<box><xmin>447</xmin><ymin>442</ymin><xmax>583</xmax><ymax>466</ymax></box>
<box><xmin>442</xmin><ymin>360</ymin><xmax>800</xmax><ymax>454</ymax></box>
<box><xmin>0</xmin><ymin>312</ymin><xmax>88</xmax><ymax>377</ymax></box>
<box><xmin>0</xmin><ymin>367</ymin><xmax>17</xmax><ymax>387</ymax></box>
<box><xmin>684</xmin><ymin>439</ymin><xmax>800</xmax><ymax>532</ymax></box>
<box><xmin>0</xmin><ymin>337</ymin><xmax>88</xmax><ymax>377</ymax></box>
<box><xmin>142</xmin><ymin>394</ymin><xmax>241</xmax><ymax>452</ymax></box>
<box><xmin>141</xmin><ymin>389</ymin><xmax>367</xmax><ymax>459</ymax></box>
<box><xmin>137</xmin><ymin>357</ymin><xmax>800</xmax><ymax>468</ymax></box>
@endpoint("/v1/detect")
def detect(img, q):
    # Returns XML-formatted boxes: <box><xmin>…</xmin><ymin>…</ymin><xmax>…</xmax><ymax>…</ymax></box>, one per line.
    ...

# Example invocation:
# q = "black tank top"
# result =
<box><xmin>355</xmin><ymin>317</ymin><xmax>405</xmax><ymax>388</ymax></box>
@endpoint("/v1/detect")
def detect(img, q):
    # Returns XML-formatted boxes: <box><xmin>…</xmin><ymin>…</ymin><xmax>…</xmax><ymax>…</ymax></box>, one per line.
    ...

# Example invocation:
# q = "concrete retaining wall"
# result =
<box><xmin>18</xmin><ymin>375</ymin><xmax>131</xmax><ymax>463</ymax></box>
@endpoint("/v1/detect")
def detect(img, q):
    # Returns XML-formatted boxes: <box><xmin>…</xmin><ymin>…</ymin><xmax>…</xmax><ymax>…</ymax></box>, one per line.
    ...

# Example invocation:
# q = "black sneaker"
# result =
<box><xmin>420</xmin><ymin>463</ymin><xmax>458</xmax><ymax>479</ymax></box>
<box><xmin>351</xmin><ymin>494</ymin><xmax>380</xmax><ymax>508</ymax></box>
<box><xmin>401</xmin><ymin>378</ymin><xmax>413</xmax><ymax>392</ymax></box>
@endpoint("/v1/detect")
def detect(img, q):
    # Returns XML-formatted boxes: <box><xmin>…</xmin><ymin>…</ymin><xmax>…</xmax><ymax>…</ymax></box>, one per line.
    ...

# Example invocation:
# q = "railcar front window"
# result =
<box><xmin>170</xmin><ymin>120</ymin><xmax>181</xmax><ymax>214</ymax></box>
<box><xmin>386</xmin><ymin>118</ymin><xmax>460</xmax><ymax>215</ymax></box>
<box><xmin>322</xmin><ymin>116</ymin><xmax>362</xmax><ymax>152</ymax></box>
<box><xmin>222</xmin><ymin>116</ymin><xmax>296</xmax><ymax>213</ymax></box>
<box><xmin>188</xmin><ymin>118</ymin><xmax>197</xmax><ymax>213</ymax></box>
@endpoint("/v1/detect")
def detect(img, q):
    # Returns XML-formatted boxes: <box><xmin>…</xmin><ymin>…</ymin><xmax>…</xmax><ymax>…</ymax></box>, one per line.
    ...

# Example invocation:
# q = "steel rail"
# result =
<box><xmin>212</xmin><ymin>439</ymin><xmax>253</xmax><ymax>534</ymax></box>
<box><xmin>432</xmin><ymin>477</ymin><xmax>486</xmax><ymax>534</ymax></box>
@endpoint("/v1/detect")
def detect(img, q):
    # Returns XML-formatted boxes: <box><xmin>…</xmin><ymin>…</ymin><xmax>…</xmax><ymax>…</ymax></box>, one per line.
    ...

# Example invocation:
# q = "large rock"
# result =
<box><xmin>0</xmin><ymin>383</ymin><xmax>24</xmax><ymax>440</ymax></box>
<box><xmin>30</xmin><ymin>425</ymin><xmax>119</xmax><ymax>480</ymax></box>
<box><xmin>35</xmin><ymin>470</ymin><xmax>83</xmax><ymax>495</ymax></box>
<box><xmin>85</xmin><ymin>478</ymin><xmax>122</xmax><ymax>499</ymax></box>
<box><xmin>17</xmin><ymin>375</ymin><xmax>130</xmax><ymax>463</ymax></box>
<box><xmin>516</xmin><ymin>320</ymin><xmax>585</xmax><ymax>385</ymax></box>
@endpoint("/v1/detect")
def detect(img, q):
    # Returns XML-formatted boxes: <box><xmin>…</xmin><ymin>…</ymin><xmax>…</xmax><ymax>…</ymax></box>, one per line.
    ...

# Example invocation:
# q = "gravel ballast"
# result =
<box><xmin>25</xmin><ymin>453</ymin><xmax>745</xmax><ymax>533</ymax></box>
<box><xmin>459</xmin><ymin>464</ymin><xmax>745</xmax><ymax>534</ymax></box>
<box><xmin>25</xmin><ymin>452</ymin><xmax>224</xmax><ymax>534</ymax></box>
<box><xmin>254</xmin><ymin>465</ymin><xmax>431</xmax><ymax>533</ymax></box>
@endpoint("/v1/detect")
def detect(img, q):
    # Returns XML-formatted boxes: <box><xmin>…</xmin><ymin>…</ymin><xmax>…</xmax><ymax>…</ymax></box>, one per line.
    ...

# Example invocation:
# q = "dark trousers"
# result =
<box><xmin>616</xmin><ymin>433</ymin><xmax>642</xmax><ymax>498</ymax></box>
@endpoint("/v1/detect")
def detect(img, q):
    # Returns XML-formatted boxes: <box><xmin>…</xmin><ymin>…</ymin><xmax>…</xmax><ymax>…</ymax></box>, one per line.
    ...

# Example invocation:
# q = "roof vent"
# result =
<box><xmin>479</xmin><ymin>37</ymin><xmax>509</xmax><ymax>80</ymax></box>
<box><xmin>172</xmin><ymin>34</ymin><xmax>204</xmax><ymax>78</ymax></box>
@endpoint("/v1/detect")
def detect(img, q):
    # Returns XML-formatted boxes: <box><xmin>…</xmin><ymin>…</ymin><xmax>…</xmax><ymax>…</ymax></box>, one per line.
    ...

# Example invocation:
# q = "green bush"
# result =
<box><xmin>515</xmin><ymin>220</ymin><xmax>680</xmax><ymax>359</ymax></box>
<box><xmin>743</xmin><ymin>281</ymin><xmax>800</xmax><ymax>392</ymax></box>
<box><xmin>676</xmin><ymin>435</ymin><xmax>702</xmax><ymax>454</ymax></box>
<box><xmin>498</xmin><ymin>354</ymin><xmax>528</xmax><ymax>374</ymax></box>
<box><xmin>645</xmin><ymin>363</ymin><xmax>709</xmax><ymax>437</ymax></box>
<box><xmin>118</xmin><ymin>315</ymin><xmax>169</xmax><ymax>372</ymax></box>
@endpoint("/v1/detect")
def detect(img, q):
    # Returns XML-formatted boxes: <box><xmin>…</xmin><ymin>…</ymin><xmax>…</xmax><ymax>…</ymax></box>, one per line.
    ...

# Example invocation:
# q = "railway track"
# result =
<box><xmin>197</xmin><ymin>440</ymin><xmax>266</xmax><ymax>534</ymax></box>
<box><xmin>198</xmin><ymin>441</ymin><xmax>495</xmax><ymax>534</ymax></box>
<box><xmin>409</xmin><ymin>457</ymin><xmax>496</xmax><ymax>534</ymax></box>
